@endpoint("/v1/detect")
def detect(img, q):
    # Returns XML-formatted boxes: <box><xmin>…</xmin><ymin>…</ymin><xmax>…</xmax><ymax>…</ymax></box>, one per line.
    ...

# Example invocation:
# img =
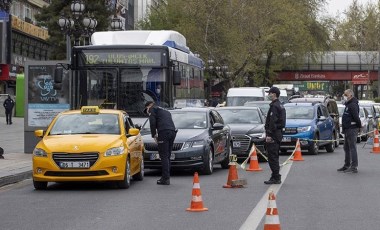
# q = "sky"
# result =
<box><xmin>326</xmin><ymin>0</ymin><xmax>376</xmax><ymax>16</ymax></box>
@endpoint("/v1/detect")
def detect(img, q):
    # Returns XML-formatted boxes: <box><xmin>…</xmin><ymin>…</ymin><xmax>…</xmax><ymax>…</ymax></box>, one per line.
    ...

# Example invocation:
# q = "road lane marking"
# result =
<box><xmin>239</xmin><ymin>160</ymin><xmax>293</xmax><ymax>230</ymax></box>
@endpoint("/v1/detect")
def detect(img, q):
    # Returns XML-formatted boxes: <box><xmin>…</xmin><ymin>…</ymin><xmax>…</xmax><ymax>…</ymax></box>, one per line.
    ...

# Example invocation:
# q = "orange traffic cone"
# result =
<box><xmin>372</xmin><ymin>129</ymin><xmax>380</xmax><ymax>153</ymax></box>
<box><xmin>223</xmin><ymin>163</ymin><xmax>244</xmax><ymax>188</ymax></box>
<box><xmin>186</xmin><ymin>172</ymin><xmax>208</xmax><ymax>212</ymax></box>
<box><xmin>292</xmin><ymin>139</ymin><xmax>304</xmax><ymax>161</ymax></box>
<box><xmin>264</xmin><ymin>191</ymin><xmax>281</xmax><ymax>230</ymax></box>
<box><xmin>246</xmin><ymin>144</ymin><xmax>263</xmax><ymax>171</ymax></box>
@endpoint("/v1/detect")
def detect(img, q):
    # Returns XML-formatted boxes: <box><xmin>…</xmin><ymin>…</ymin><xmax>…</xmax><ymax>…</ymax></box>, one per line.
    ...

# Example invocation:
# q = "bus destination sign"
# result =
<box><xmin>80</xmin><ymin>50</ymin><xmax>163</xmax><ymax>66</ymax></box>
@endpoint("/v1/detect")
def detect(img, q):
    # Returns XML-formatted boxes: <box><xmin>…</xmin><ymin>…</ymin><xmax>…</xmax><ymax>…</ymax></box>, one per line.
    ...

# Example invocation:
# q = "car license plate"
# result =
<box><xmin>233</xmin><ymin>142</ymin><xmax>241</xmax><ymax>148</ymax></box>
<box><xmin>282</xmin><ymin>137</ymin><xmax>291</xmax><ymax>142</ymax></box>
<box><xmin>150</xmin><ymin>153</ymin><xmax>175</xmax><ymax>160</ymax></box>
<box><xmin>60</xmin><ymin>161</ymin><xmax>90</xmax><ymax>168</ymax></box>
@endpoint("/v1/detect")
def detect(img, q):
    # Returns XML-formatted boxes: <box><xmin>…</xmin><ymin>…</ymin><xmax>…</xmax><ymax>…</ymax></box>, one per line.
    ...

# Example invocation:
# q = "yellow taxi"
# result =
<box><xmin>32</xmin><ymin>106</ymin><xmax>144</xmax><ymax>190</ymax></box>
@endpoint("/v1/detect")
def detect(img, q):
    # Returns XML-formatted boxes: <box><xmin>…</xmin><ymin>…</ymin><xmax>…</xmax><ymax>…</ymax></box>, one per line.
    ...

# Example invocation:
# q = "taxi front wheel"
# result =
<box><xmin>117</xmin><ymin>158</ymin><xmax>131</xmax><ymax>189</ymax></box>
<box><xmin>33</xmin><ymin>180</ymin><xmax>48</xmax><ymax>190</ymax></box>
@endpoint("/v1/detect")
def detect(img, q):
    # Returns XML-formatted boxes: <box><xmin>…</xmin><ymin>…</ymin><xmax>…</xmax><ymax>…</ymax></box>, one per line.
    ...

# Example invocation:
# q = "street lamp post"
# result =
<box><xmin>58</xmin><ymin>0</ymin><xmax>97</xmax><ymax>60</ymax></box>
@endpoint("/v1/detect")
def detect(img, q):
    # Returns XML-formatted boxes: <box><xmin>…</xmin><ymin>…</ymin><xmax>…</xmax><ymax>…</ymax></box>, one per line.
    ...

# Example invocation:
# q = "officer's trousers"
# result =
<box><xmin>157</xmin><ymin>130</ymin><xmax>176</xmax><ymax>179</ymax></box>
<box><xmin>266</xmin><ymin>141</ymin><xmax>281</xmax><ymax>180</ymax></box>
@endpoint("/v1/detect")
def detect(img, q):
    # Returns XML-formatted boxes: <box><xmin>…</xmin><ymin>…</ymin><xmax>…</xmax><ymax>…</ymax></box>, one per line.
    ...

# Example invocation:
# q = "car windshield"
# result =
<box><xmin>244</xmin><ymin>102</ymin><xmax>270</xmax><ymax>114</ymax></box>
<box><xmin>218</xmin><ymin>109</ymin><xmax>262</xmax><ymax>124</ymax></box>
<box><xmin>227</xmin><ymin>96</ymin><xmax>264</xmax><ymax>106</ymax></box>
<box><xmin>142</xmin><ymin>111</ymin><xmax>207</xmax><ymax>131</ymax></box>
<box><xmin>285</xmin><ymin>106</ymin><xmax>314</xmax><ymax>119</ymax></box>
<box><xmin>49</xmin><ymin>114</ymin><xmax>120</xmax><ymax>135</ymax></box>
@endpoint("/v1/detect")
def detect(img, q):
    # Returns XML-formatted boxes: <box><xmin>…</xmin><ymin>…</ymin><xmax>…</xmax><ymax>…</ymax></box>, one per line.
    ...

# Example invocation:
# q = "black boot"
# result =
<box><xmin>264</xmin><ymin>176</ymin><xmax>281</xmax><ymax>184</ymax></box>
<box><xmin>157</xmin><ymin>177</ymin><xmax>170</xmax><ymax>185</ymax></box>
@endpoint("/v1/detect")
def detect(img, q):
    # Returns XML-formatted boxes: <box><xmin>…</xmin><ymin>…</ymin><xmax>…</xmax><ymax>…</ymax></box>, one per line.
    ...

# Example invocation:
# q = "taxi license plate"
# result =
<box><xmin>150</xmin><ymin>153</ymin><xmax>175</xmax><ymax>160</ymax></box>
<box><xmin>233</xmin><ymin>142</ymin><xmax>241</xmax><ymax>148</ymax></box>
<box><xmin>60</xmin><ymin>161</ymin><xmax>90</xmax><ymax>168</ymax></box>
<box><xmin>282</xmin><ymin>137</ymin><xmax>291</xmax><ymax>142</ymax></box>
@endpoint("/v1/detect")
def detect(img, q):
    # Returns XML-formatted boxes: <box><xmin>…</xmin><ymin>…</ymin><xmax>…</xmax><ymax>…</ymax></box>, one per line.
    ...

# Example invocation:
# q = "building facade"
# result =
<box><xmin>0</xmin><ymin>0</ymin><xmax>50</xmax><ymax>95</ymax></box>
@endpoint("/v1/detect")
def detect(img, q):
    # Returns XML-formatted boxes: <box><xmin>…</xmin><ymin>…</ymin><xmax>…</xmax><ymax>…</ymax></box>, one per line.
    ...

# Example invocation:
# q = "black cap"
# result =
<box><xmin>266</xmin><ymin>87</ymin><xmax>280</xmax><ymax>97</ymax></box>
<box><xmin>143</xmin><ymin>101</ymin><xmax>154</xmax><ymax>115</ymax></box>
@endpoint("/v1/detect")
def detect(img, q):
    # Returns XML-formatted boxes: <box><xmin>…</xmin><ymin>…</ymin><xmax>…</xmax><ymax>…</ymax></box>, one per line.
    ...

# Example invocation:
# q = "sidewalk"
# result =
<box><xmin>0</xmin><ymin>117</ymin><xmax>32</xmax><ymax>187</ymax></box>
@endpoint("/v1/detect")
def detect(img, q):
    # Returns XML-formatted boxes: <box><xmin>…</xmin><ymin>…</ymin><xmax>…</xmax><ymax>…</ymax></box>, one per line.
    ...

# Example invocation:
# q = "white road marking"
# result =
<box><xmin>239</xmin><ymin>160</ymin><xmax>293</xmax><ymax>230</ymax></box>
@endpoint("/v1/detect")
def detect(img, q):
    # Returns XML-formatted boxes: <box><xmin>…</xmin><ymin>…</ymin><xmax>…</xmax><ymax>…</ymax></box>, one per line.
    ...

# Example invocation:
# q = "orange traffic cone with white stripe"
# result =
<box><xmin>372</xmin><ymin>129</ymin><xmax>380</xmax><ymax>153</ymax></box>
<box><xmin>186</xmin><ymin>172</ymin><xmax>208</xmax><ymax>212</ymax></box>
<box><xmin>246</xmin><ymin>144</ymin><xmax>263</xmax><ymax>171</ymax></box>
<box><xmin>264</xmin><ymin>191</ymin><xmax>281</xmax><ymax>230</ymax></box>
<box><xmin>292</xmin><ymin>139</ymin><xmax>304</xmax><ymax>161</ymax></box>
<box><xmin>223</xmin><ymin>162</ymin><xmax>244</xmax><ymax>188</ymax></box>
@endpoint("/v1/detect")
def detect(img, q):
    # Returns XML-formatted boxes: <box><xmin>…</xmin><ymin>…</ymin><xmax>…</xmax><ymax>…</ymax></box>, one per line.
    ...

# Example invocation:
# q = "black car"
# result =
<box><xmin>141</xmin><ymin>107</ymin><xmax>231</xmax><ymax>175</ymax></box>
<box><xmin>216</xmin><ymin>106</ymin><xmax>266</xmax><ymax>161</ymax></box>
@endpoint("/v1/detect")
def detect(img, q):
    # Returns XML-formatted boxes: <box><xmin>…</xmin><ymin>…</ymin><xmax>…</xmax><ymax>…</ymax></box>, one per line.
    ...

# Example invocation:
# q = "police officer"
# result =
<box><xmin>337</xmin><ymin>89</ymin><xmax>361</xmax><ymax>173</ymax></box>
<box><xmin>3</xmin><ymin>95</ymin><xmax>14</xmax><ymax>125</ymax></box>
<box><xmin>144</xmin><ymin>101</ymin><xmax>176</xmax><ymax>185</ymax></box>
<box><xmin>264</xmin><ymin>87</ymin><xmax>286</xmax><ymax>184</ymax></box>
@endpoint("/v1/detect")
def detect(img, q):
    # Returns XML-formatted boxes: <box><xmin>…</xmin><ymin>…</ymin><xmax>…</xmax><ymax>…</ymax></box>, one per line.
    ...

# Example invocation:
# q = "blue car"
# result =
<box><xmin>281</xmin><ymin>102</ymin><xmax>336</xmax><ymax>155</ymax></box>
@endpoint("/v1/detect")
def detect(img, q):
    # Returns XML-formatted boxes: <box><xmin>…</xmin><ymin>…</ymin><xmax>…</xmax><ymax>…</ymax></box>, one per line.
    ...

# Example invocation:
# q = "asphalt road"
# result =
<box><xmin>1</xmin><ymin>143</ymin><xmax>380</xmax><ymax>230</ymax></box>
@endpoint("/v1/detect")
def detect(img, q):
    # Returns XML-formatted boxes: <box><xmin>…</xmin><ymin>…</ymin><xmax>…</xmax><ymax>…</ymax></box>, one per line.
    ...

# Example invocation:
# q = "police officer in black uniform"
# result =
<box><xmin>264</xmin><ymin>87</ymin><xmax>286</xmax><ymax>184</ymax></box>
<box><xmin>144</xmin><ymin>101</ymin><xmax>176</xmax><ymax>185</ymax></box>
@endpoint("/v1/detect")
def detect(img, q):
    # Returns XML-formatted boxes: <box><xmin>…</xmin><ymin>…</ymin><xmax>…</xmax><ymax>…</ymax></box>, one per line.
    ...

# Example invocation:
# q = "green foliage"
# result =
<box><xmin>138</xmin><ymin>0</ymin><xmax>329</xmax><ymax>90</ymax></box>
<box><xmin>35</xmin><ymin>0</ymin><xmax>113</xmax><ymax>60</ymax></box>
<box><xmin>374</xmin><ymin>97</ymin><xmax>380</xmax><ymax>103</ymax></box>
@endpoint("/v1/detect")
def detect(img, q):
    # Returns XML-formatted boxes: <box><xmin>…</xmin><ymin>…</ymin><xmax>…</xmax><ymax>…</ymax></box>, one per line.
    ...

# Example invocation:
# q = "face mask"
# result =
<box><xmin>156</xmin><ymin>89</ymin><xmax>161</xmax><ymax>94</ymax></box>
<box><xmin>267</xmin><ymin>94</ymin><xmax>274</xmax><ymax>100</ymax></box>
<box><xmin>343</xmin><ymin>96</ymin><xmax>348</xmax><ymax>101</ymax></box>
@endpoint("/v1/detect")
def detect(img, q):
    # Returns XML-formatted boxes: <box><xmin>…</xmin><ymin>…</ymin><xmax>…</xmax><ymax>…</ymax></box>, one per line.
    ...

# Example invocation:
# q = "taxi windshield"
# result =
<box><xmin>49</xmin><ymin>114</ymin><xmax>120</xmax><ymax>135</ymax></box>
<box><xmin>218</xmin><ymin>109</ymin><xmax>262</xmax><ymax>124</ymax></box>
<box><xmin>285</xmin><ymin>106</ymin><xmax>314</xmax><ymax>119</ymax></box>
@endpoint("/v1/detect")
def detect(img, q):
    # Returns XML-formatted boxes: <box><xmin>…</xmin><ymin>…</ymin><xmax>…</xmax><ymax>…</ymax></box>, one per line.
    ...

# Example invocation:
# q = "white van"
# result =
<box><xmin>226</xmin><ymin>87</ymin><xmax>266</xmax><ymax>106</ymax></box>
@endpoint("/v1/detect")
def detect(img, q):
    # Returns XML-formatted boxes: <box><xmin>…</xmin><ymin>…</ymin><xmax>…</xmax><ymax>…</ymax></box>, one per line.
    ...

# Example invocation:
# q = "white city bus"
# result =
<box><xmin>60</xmin><ymin>30</ymin><xmax>204</xmax><ymax>117</ymax></box>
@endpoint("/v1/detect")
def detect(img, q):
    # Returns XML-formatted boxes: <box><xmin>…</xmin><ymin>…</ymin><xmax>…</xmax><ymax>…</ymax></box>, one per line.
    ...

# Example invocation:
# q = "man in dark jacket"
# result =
<box><xmin>338</xmin><ymin>89</ymin><xmax>361</xmax><ymax>173</ymax></box>
<box><xmin>3</xmin><ymin>95</ymin><xmax>15</xmax><ymax>125</ymax></box>
<box><xmin>144</xmin><ymin>101</ymin><xmax>176</xmax><ymax>185</ymax></box>
<box><xmin>264</xmin><ymin>87</ymin><xmax>286</xmax><ymax>184</ymax></box>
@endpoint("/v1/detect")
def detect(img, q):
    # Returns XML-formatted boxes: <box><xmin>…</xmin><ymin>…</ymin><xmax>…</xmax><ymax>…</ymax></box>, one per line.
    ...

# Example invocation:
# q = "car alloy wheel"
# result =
<box><xmin>117</xmin><ymin>158</ymin><xmax>131</xmax><ymax>189</ymax></box>
<box><xmin>202</xmin><ymin>147</ymin><xmax>214</xmax><ymax>175</ymax></box>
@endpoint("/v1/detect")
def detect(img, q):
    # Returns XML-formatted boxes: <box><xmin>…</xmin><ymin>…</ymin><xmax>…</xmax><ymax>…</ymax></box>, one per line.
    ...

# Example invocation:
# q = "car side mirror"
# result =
<box><xmin>134</xmin><ymin>124</ymin><xmax>141</xmax><ymax>130</ymax></box>
<box><xmin>318</xmin><ymin>116</ymin><xmax>326</xmax><ymax>121</ymax></box>
<box><xmin>212</xmin><ymin>123</ymin><xmax>224</xmax><ymax>130</ymax></box>
<box><xmin>173</xmin><ymin>70</ymin><xmax>181</xmax><ymax>85</ymax></box>
<box><xmin>127</xmin><ymin>128</ymin><xmax>140</xmax><ymax>137</ymax></box>
<box><xmin>34</xmin><ymin>130</ymin><xmax>45</xmax><ymax>138</ymax></box>
<box><xmin>368</xmin><ymin>114</ymin><xmax>373</xmax><ymax>119</ymax></box>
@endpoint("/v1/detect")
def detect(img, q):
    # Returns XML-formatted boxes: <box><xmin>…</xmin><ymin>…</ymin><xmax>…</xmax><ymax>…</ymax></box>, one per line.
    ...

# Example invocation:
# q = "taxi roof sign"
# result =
<box><xmin>81</xmin><ymin>106</ymin><xmax>100</xmax><ymax>114</ymax></box>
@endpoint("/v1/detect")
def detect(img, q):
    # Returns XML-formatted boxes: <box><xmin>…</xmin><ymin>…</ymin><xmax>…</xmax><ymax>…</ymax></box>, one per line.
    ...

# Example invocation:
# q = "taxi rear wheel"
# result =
<box><xmin>117</xmin><ymin>158</ymin><xmax>131</xmax><ymax>189</ymax></box>
<box><xmin>33</xmin><ymin>180</ymin><xmax>47</xmax><ymax>190</ymax></box>
<box><xmin>132</xmin><ymin>157</ymin><xmax>144</xmax><ymax>181</ymax></box>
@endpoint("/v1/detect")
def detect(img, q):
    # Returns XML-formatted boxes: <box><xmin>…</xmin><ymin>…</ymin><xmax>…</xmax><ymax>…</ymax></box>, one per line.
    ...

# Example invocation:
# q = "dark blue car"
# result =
<box><xmin>281</xmin><ymin>102</ymin><xmax>336</xmax><ymax>155</ymax></box>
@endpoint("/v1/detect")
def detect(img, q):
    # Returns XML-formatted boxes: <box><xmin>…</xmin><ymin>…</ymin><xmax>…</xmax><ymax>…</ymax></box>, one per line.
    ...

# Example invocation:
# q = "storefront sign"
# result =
<box><xmin>352</xmin><ymin>73</ymin><xmax>369</xmax><ymax>85</ymax></box>
<box><xmin>11</xmin><ymin>16</ymin><xmax>49</xmax><ymax>40</ymax></box>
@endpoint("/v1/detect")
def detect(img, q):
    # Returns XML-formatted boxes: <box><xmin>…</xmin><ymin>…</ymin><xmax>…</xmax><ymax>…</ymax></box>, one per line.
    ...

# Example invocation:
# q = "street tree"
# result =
<box><xmin>139</xmin><ymin>0</ymin><xmax>329</xmax><ymax>94</ymax></box>
<box><xmin>35</xmin><ymin>0</ymin><xmax>113</xmax><ymax>60</ymax></box>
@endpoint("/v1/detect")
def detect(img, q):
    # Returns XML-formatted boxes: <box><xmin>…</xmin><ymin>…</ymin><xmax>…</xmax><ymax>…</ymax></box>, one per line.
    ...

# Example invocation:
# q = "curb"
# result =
<box><xmin>0</xmin><ymin>170</ymin><xmax>32</xmax><ymax>187</ymax></box>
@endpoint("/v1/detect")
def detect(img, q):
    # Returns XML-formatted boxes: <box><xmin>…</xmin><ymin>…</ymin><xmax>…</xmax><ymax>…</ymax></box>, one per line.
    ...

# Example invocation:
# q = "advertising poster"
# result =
<box><xmin>27</xmin><ymin>64</ymin><xmax>70</xmax><ymax>127</ymax></box>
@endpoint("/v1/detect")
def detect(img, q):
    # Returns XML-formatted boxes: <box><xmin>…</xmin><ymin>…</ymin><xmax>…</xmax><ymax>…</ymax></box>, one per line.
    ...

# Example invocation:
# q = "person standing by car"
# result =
<box><xmin>144</xmin><ymin>101</ymin><xmax>176</xmax><ymax>185</ymax></box>
<box><xmin>338</xmin><ymin>89</ymin><xmax>361</xmax><ymax>173</ymax></box>
<box><xmin>3</xmin><ymin>95</ymin><xmax>15</xmax><ymax>125</ymax></box>
<box><xmin>264</xmin><ymin>87</ymin><xmax>286</xmax><ymax>184</ymax></box>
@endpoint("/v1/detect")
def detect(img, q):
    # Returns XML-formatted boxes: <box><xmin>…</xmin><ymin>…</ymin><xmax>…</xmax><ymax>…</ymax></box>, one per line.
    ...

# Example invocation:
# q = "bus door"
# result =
<box><xmin>119</xmin><ymin>67</ymin><xmax>168</xmax><ymax>117</ymax></box>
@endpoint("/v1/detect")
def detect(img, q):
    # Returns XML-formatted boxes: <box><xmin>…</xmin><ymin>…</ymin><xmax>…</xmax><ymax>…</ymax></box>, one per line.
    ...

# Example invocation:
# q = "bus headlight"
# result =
<box><xmin>104</xmin><ymin>146</ymin><xmax>125</xmax><ymax>156</ymax></box>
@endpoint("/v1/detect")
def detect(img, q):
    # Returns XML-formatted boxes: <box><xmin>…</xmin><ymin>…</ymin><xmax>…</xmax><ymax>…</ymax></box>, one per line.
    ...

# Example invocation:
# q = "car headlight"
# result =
<box><xmin>183</xmin><ymin>140</ymin><xmax>205</xmax><ymax>150</ymax></box>
<box><xmin>297</xmin><ymin>126</ymin><xmax>311</xmax><ymax>132</ymax></box>
<box><xmin>248</xmin><ymin>133</ymin><xmax>266</xmax><ymax>138</ymax></box>
<box><xmin>33</xmin><ymin>148</ymin><xmax>47</xmax><ymax>157</ymax></box>
<box><xmin>104</xmin><ymin>146</ymin><xmax>125</xmax><ymax>156</ymax></box>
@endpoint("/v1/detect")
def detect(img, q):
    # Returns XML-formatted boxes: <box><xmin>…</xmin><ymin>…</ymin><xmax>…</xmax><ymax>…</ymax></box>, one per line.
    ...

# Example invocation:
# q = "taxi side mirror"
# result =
<box><xmin>318</xmin><ymin>116</ymin><xmax>326</xmax><ymax>121</ymax></box>
<box><xmin>34</xmin><ymin>130</ymin><xmax>44</xmax><ymax>138</ymax></box>
<box><xmin>127</xmin><ymin>128</ymin><xmax>140</xmax><ymax>137</ymax></box>
<box><xmin>212</xmin><ymin>123</ymin><xmax>224</xmax><ymax>130</ymax></box>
